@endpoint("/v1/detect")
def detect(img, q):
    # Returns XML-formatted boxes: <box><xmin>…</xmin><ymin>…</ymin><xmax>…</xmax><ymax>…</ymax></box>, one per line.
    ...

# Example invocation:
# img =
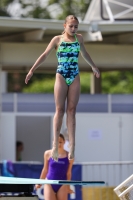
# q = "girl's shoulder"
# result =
<box><xmin>52</xmin><ymin>35</ymin><xmax>63</xmax><ymax>48</ymax></box>
<box><xmin>44</xmin><ymin>149</ymin><xmax>52</xmax><ymax>160</ymax></box>
<box><xmin>76</xmin><ymin>33</ymin><xmax>83</xmax><ymax>43</ymax></box>
<box><xmin>52</xmin><ymin>35</ymin><xmax>63</xmax><ymax>42</ymax></box>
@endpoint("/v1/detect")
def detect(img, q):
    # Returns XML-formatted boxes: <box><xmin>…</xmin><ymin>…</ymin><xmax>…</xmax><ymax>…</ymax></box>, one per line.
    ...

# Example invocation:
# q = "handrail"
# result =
<box><xmin>1</xmin><ymin>160</ymin><xmax>133</xmax><ymax>165</ymax></box>
<box><xmin>1</xmin><ymin>93</ymin><xmax>133</xmax><ymax>113</ymax></box>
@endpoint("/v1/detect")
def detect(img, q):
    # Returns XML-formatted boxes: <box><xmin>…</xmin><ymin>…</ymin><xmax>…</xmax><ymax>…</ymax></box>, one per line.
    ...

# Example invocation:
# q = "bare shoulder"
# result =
<box><xmin>44</xmin><ymin>150</ymin><xmax>51</xmax><ymax>160</ymax></box>
<box><xmin>76</xmin><ymin>33</ymin><xmax>83</xmax><ymax>43</ymax></box>
<box><xmin>52</xmin><ymin>35</ymin><xmax>62</xmax><ymax>43</ymax></box>
<box><xmin>50</xmin><ymin>35</ymin><xmax>62</xmax><ymax>48</ymax></box>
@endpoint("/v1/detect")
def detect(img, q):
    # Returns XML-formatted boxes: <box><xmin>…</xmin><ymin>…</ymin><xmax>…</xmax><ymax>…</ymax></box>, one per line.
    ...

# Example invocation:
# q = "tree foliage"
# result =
<box><xmin>23</xmin><ymin>74</ymin><xmax>55</xmax><ymax>93</ymax></box>
<box><xmin>22</xmin><ymin>72</ymin><xmax>91</xmax><ymax>93</ymax></box>
<box><xmin>19</xmin><ymin>0</ymin><xmax>52</xmax><ymax>19</ymax></box>
<box><xmin>102</xmin><ymin>70</ymin><xmax>133</xmax><ymax>94</ymax></box>
<box><xmin>48</xmin><ymin>0</ymin><xmax>91</xmax><ymax>20</ymax></box>
<box><xmin>0</xmin><ymin>0</ymin><xmax>91</xmax><ymax>19</ymax></box>
<box><xmin>0</xmin><ymin>0</ymin><xmax>14</xmax><ymax>16</ymax></box>
<box><xmin>22</xmin><ymin>71</ymin><xmax>133</xmax><ymax>94</ymax></box>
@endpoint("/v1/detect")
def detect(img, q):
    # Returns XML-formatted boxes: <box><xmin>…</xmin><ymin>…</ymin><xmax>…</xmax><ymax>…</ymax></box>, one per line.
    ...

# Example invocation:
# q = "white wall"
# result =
<box><xmin>121</xmin><ymin>114</ymin><xmax>133</xmax><ymax>161</ymax></box>
<box><xmin>0</xmin><ymin>113</ymin><xmax>133</xmax><ymax>163</ymax></box>
<box><xmin>0</xmin><ymin>114</ymin><xmax>16</xmax><ymax>161</ymax></box>
<box><xmin>75</xmin><ymin>113</ymin><xmax>133</xmax><ymax>162</ymax></box>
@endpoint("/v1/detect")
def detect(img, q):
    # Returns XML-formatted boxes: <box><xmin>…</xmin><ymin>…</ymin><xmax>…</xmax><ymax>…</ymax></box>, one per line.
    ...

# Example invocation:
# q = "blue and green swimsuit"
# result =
<box><xmin>56</xmin><ymin>34</ymin><xmax>80</xmax><ymax>86</ymax></box>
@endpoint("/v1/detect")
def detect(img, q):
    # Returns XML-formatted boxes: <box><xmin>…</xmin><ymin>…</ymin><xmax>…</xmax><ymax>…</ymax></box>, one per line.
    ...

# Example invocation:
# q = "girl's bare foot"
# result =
<box><xmin>51</xmin><ymin>146</ymin><xmax>58</xmax><ymax>162</ymax></box>
<box><xmin>68</xmin><ymin>146</ymin><xmax>74</xmax><ymax>160</ymax></box>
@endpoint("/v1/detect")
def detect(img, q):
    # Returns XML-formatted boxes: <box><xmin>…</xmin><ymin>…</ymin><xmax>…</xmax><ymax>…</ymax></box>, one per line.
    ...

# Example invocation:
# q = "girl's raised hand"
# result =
<box><xmin>92</xmin><ymin>67</ymin><xmax>100</xmax><ymax>78</ymax></box>
<box><xmin>25</xmin><ymin>71</ymin><xmax>33</xmax><ymax>84</ymax></box>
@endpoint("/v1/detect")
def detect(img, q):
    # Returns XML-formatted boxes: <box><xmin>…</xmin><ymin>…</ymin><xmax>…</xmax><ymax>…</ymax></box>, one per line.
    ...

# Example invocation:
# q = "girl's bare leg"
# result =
<box><xmin>66</xmin><ymin>75</ymin><xmax>80</xmax><ymax>160</ymax></box>
<box><xmin>52</xmin><ymin>73</ymin><xmax>68</xmax><ymax>161</ymax></box>
<box><xmin>57</xmin><ymin>185</ymin><xmax>68</xmax><ymax>200</ymax></box>
<box><xmin>44</xmin><ymin>184</ymin><xmax>57</xmax><ymax>200</ymax></box>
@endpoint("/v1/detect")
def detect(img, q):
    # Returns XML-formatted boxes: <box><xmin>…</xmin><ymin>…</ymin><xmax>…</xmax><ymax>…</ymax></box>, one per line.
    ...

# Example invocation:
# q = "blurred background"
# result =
<box><xmin>0</xmin><ymin>0</ymin><xmax>133</xmax><ymax>199</ymax></box>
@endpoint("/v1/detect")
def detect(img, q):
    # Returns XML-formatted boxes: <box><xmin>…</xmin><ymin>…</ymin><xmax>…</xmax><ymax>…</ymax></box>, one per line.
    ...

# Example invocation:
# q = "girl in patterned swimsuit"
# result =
<box><xmin>35</xmin><ymin>134</ymin><xmax>74</xmax><ymax>200</ymax></box>
<box><xmin>25</xmin><ymin>15</ymin><xmax>100</xmax><ymax>161</ymax></box>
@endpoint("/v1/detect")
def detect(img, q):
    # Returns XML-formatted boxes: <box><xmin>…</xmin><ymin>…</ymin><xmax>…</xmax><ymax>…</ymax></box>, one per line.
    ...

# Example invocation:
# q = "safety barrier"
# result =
<box><xmin>1</xmin><ymin>161</ymin><xmax>133</xmax><ymax>200</ymax></box>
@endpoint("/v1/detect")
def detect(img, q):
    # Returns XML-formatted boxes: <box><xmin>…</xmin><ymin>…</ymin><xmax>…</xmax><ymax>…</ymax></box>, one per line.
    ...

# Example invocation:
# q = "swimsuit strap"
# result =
<box><xmin>74</xmin><ymin>34</ymin><xmax>78</xmax><ymax>41</ymax></box>
<box><xmin>58</xmin><ymin>35</ymin><xmax>64</xmax><ymax>44</ymax></box>
<box><xmin>61</xmin><ymin>34</ymin><xmax>64</xmax><ymax>42</ymax></box>
<box><xmin>56</xmin><ymin>35</ymin><xmax>63</xmax><ymax>51</ymax></box>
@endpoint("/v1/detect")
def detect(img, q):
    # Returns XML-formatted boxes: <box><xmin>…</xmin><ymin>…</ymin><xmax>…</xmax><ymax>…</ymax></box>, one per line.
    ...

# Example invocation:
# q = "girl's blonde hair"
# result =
<box><xmin>62</xmin><ymin>15</ymin><xmax>79</xmax><ymax>34</ymax></box>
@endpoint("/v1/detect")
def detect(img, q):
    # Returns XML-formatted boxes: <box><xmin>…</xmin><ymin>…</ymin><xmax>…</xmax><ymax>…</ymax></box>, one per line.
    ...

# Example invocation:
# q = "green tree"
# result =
<box><xmin>102</xmin><ymin>71</ymin><xmax>133</xmax><ymax>94</ymax></box>
<box><xmin>0</xmin><ymin>0</ymin><xmax>52</xmax><ymax>19</ymax></box>
<box><xmin>22</xmin><ymin>71</ymin><xmax>133</xmax><ymax>94</ymax></box>
<box><xmin>48</xmin><ymin>0</ymin><xmax>92</xmax><ymax>19</ymax></box>
<box><xmin>0</xmin><ymin>0</ymin><xmax>91</xmax><ymax>19</ymax></box>
<box><xmin>19</xmin><ymin>0</ymin><xmax>52</xmax><ymax>19</ymax></box>
<box><xmin>0</xmin><ymin>0</ymin><xmax>14</xmax><ymax>16</ymax></box>
<box><xmin>22</xmin><ymin>72</ymin><xmax>91</xmax><ymax>93</ymax></box>
<box><xmin>22</xmin><ymin>74</ymin><xmax>55</xmax><ymax>93</ymax></box>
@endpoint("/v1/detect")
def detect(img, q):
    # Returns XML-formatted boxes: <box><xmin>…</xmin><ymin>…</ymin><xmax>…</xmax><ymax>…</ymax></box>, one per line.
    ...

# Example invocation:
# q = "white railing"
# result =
<box><xmin>102</xmin><ymin>0</ymin><xmax>133</xmax><ymax>21</ymax></box>
<box><xmin>77</xmin><ymin>161</ymin><xmax>133</xmax><ymax>200</ymax></box>
<box><xmin>74</xmin><ymin>161</ymin><xmax>133</xmax><ymax>187</ymax></box>
<box><xmin>1</xmin><ymin>93</ymin><xmax>133</xmax><ymax>113</ymax></box>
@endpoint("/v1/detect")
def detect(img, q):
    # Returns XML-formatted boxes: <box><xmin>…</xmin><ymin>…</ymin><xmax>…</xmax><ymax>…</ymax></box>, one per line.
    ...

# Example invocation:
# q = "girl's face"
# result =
<box><xmin>58</xmin><ymin>137</ymin><xmax>65</xmax><ymax>149</ymax></box>
<box><xmin>64</xmin><ymin>19</ymin><xmax>79</xmax><ymax>36</ymax></box>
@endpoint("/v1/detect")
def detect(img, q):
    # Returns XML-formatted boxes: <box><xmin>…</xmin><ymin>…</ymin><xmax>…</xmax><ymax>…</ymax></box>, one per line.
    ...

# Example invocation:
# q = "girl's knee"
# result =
<box><xmin>56</xmin><ymin>107</ymin><xmax>64</xmax><ymax>116</ymax></box>
<box><xmin>67</xmin><ymin>107</ymin><xmax>76</xmax><ymax>115</ymax></box>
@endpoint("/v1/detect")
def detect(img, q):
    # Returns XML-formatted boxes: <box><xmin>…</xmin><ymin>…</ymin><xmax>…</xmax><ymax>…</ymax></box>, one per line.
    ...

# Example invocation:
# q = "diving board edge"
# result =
<box><xmin>0</xmin><ymin>177</ymin><xmax>105</xmax><ymax>186</ymax></box>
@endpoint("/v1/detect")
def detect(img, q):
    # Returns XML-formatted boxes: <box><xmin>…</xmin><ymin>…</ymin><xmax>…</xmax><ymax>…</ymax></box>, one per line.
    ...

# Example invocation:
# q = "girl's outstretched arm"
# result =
<box><xmin>35</xmin><ymin>150</ymin><xmax>49</xmax><ymax>189</ymax></box>
<box><xmin>25</xmin><ymin>36</ymin><xmax>59</xmax><ymax>84</ymax></box>
<box><xmin>67</xmin><ymin>159</ymin><xmax>74</xmax><ymax>180</ymax></box>
<box><xmin>78</xmin><ymin>34</ymin><xmax>100</xmax><ymax>78</ymax></box>
<box><xmin>66</xmin><ymin>159</ymin><xmax>74</xmax><ymax>194</ymax></box>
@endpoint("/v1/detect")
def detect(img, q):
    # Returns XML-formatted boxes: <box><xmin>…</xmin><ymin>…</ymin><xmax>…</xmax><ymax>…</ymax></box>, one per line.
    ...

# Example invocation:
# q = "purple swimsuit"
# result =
<box><xmin>46</xmin><ymin>157</ymin><xmax>69</xmax><ymax>193</ymax></box>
